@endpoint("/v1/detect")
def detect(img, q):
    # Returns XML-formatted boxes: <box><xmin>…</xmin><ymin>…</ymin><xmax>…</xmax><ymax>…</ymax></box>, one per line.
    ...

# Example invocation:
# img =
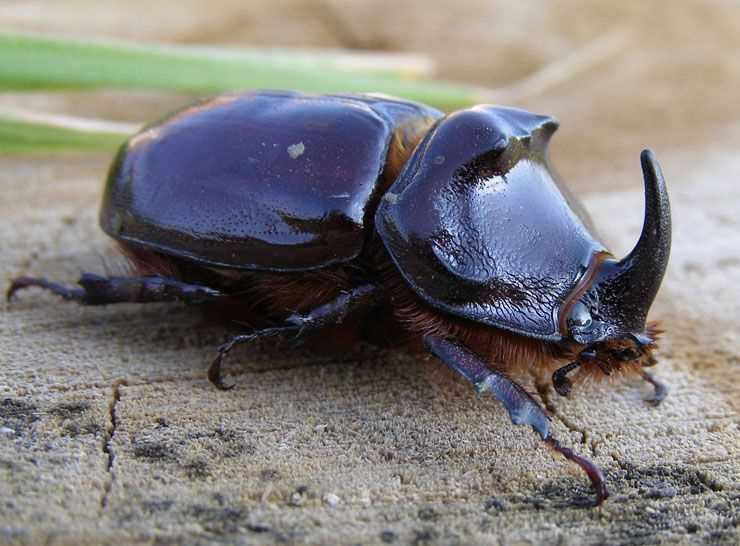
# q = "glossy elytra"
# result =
<box><xmin>8</xmin><ymin>90</ymin><xmax>672</xmax><ymax>506</ymax></box>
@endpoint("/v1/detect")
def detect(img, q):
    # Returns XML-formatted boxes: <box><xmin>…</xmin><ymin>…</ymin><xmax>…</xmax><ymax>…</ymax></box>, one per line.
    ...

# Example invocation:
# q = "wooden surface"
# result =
<box><xmin>1</xmin><ymin>2</ymin><xmax>739</xmax><ymax>544</ymax></box>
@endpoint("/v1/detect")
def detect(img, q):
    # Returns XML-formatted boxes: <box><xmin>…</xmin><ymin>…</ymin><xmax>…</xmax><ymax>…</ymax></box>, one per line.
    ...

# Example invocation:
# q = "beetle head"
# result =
<box><xmin>552</xmin><ymin>328</ymin><xmax>661</xmax><ymax>396</ymax></box>
<box><xmin>564</xmin><ymin>150</ymin><xmax>671</xmax><ymax>347</ymax></box>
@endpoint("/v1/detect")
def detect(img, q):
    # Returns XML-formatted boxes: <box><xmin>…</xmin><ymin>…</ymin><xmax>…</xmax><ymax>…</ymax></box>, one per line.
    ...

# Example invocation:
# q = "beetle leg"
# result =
<box><xmin>641</xmin><ymin>370</ymin><xmax>669</xmax><ymax>406</ymax></box>
<box><xmin>283</xmin><ymin>283</ymin><xmax>378</xmax><ymax>331</ymax></box>
<box><xmin>7</xmin><ymin>273</ymin><xmax>223</xmax><ymax>305</ymax></box>
<box><xmin>209</xmin><ymin>326</ymin><xmax>298</xmax><ymax>390</ymax></box>
<box><xmin>6</xmin><ymin>277</ymin><xmax>84</xmax><ymax>302</ymax></box>
<box><xmin>552</xmin><ymin>361</ymin><xmax>580</xmax><ymax>397</ymax></box>
<box><xmin>209</xmin><ymin>283</ymin><xmax>379</xmax><ymax>390</ymax></box>
<box><xmin>424</xmin><ymin>335</ymin><xmax>609</xmax><ymax>506</ymax></box>
<box><xmin>424</xmin><ymin>335</ymin><xmax>551</xmax><ymax>437</ymax></box>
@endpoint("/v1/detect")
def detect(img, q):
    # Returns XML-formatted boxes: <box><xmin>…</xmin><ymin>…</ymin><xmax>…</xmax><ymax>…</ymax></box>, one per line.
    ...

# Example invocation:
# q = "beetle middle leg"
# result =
<box><xmin>209</xmin><ymin>283</ymin><xmax>379</xmax><ymax>390</ymax></box>
<box><xmin>7</xmin><ymin>273</ymin><xmax>224</xmax><ymax>305</ymax></box>
<box><xmin>424</xmin><ymin>334</ymin><xmax>609</xmax><ymax>506</ymax></box>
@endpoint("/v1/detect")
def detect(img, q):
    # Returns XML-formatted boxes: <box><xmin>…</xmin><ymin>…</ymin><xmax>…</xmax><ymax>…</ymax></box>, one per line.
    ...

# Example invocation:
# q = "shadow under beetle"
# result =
<box><xmin>8</xmin><ymin>90</ymin><xmax>672</xmax><ymax>505</ymax></box>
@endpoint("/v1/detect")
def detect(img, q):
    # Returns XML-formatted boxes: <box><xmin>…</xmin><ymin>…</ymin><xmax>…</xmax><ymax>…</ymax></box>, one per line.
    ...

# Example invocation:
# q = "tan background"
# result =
<box><xmin>1</xmin><ymin>1</ymin><xmax>739</xmax><ymax>545</ymax></box>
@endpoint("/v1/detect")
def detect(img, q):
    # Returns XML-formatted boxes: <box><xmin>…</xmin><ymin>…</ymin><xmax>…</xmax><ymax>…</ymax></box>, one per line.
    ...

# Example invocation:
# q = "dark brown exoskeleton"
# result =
<box><xmin>7</xmin><ymin>91</ymin><xmax>671</xmax><ymax>505</ymax></box>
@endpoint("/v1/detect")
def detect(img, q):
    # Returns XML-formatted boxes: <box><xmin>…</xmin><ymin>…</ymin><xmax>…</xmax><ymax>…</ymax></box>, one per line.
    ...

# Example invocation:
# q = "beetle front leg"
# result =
<box><xmin>552</xmin><ymin>360</ymin><xmax>669</xmax><ymax>406</ymax></box>
<box><xmin>424</xmin><ymin>334</ymin><xmax>609</xmax><ymax>506</ymax></box>
<box><xmin>209</xmin><ymin>283</ymin><xmax>379</xmax><ymax>390</ymax></box>
<box><xmin>7</xmin><ymin>273</ymin><xmax>224</xmax><ymax>305</ymax></box>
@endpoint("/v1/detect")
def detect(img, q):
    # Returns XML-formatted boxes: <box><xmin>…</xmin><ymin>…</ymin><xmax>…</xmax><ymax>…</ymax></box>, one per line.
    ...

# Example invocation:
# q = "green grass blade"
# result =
<box><xmin>0</xmin><ymin>33</ymin><xmax>481</xmax><ymax>110</ymax></box>
<box><xmin>0</xmin><ymin>116</ymin><xmax>127</xmax><ymax>154</ymax></box>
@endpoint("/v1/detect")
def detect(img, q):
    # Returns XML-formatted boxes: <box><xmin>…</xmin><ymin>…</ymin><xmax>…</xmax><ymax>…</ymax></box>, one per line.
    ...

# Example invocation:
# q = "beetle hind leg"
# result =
<box><xmin>424</xmin><ymin>334</ymin><xmax>609</xmax><ymax>506</ymax></box>
<box><xmin>7</xmin><ymin>277</ymin><xmax>85</xmax><ymax>302</ymax></box>
<box><xmin>7</xmin><ymin>272</ymin><xmax>224</xmax><ymax>305</ymax></box>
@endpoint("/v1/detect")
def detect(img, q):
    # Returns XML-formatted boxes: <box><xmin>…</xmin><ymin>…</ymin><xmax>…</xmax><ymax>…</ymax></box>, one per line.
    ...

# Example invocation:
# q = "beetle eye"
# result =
<box><xmin>568</xmin><ymin>301</ymin><xmax>592</xmax><ymax>328</ymax></box>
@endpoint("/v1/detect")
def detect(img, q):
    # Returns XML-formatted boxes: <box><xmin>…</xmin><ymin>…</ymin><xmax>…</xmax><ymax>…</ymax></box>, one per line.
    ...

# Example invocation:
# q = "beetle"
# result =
<box><xmin>7</xmin><ymin>90</ymin><xmax>671</xmax><ymax>505</ymax></box>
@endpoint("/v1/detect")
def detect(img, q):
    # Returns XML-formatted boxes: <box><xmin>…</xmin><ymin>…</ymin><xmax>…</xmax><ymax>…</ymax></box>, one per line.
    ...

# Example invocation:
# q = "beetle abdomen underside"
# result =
<box><xmin>101</xmin><ymin>91</ymin><xmax>441</xmax><ymax>272</ymax></box>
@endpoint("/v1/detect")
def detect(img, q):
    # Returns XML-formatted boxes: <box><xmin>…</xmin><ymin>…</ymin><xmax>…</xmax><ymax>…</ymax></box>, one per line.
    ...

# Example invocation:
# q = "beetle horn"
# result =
<box><xmin>619</xmin><ymin>150</ymin><xmax>672</xmax><ymax>309</ymax></box>
<box><xmin>592</xmin><ymin>150</ymin><xmax>671</xmax><ymax>334</ymax></box>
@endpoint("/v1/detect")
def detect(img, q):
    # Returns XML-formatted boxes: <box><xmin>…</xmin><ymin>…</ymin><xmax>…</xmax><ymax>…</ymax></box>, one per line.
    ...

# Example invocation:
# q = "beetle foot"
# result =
<box><xmin>641</xmin><ymin>370</ymin><xmax>668</xmax><ymax>406</ymax></box>
<box><xmin>6</xmin><ymin>276</ymin><xmax>85</xmax><ymax>302</ymax></box>
<box><xmin>552</xmin><ymin>361</ymin><xmax>580</xmax><ymax>397</ymax></box>
<box><xmin>208</xmin><ymin>326</ymin><xmax>299</xmax><ymax>390</ymax></box>
<box><xmin>207</xmin><ymin>285</ymin><xmax>380</xmax><ymax>390</ymax></box>
<box><xmin>208</xmin><ymin>349</ymin><xmax>237</xmax><ymax>391</ymax></box>
<box><xmin>545</xmin><ymin>436</ymin><xmax>609</xmax><ymax>506</ymax></box>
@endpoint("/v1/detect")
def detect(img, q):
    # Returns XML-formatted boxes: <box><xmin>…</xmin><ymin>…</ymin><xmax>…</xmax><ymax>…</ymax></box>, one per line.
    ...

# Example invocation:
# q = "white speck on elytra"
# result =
<box><xmin>287</xmin><ymin>142</ymin><xmax>305</xmax><ymax>159</ymax></box>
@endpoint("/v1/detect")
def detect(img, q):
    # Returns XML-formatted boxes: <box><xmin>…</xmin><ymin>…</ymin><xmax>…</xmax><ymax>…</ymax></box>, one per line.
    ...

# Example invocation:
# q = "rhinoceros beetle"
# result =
<box><xmin>8</xmin><ymin>90</ymin><xmax>672</xmax><ymax>505</ymax></box>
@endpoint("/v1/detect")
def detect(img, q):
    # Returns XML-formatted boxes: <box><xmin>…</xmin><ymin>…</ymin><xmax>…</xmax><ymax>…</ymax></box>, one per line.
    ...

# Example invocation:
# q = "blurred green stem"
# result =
<box><xmin>0</xmin><ymin>32</ymin><xmax>482</xmax><ymax>111</ymax></box>
<box><xmin>0</xmin><ymin>115</ymin><xmax>127</xmax><ymax>154</ymax></box>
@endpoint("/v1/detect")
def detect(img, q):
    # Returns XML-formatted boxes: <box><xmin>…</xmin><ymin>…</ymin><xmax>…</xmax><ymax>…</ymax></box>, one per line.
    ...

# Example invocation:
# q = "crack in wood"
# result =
<box><xmin>99</xmin><ymin>379</ymin><xmax>125</xmax><ymax>512</ymax></box>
